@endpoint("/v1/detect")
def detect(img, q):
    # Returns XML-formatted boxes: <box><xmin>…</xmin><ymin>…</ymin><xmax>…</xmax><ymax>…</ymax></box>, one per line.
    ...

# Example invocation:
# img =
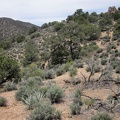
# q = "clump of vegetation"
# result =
<box><xmin>22</xmin><ymin>91</ymin><xmax>50</xmax><ymax>109</ymax></box>
<box><xmin>30</xmin><ymin>32</ymin><xmax>40</xmax><ymax>39</ymax></box>
<box><xmin>91</xmin><ymin>112</ymin><xmax>112</xmax><ymax>120</ymax></box>
<box><xmin>101</xmin><ymin>58</ymin><xmax>107</xmax><ymax>65</ymax></box>
<box><xmin>45</xmin><ymin>69</ymin><xmax>55</xmax><ymax>79</ymax></box>
<box><xmin>73</xmin><ymin>59</ymin><xmax>83</xmax><ymax>68</ymax></box>
<box><xmin>16</xmin><ymin>35</ymin><xmax>25</xmax><ymax>43</ymax></box>
<box><xmin>100</xmin><ymin>52</ymin><xmax>108</xmax><ymax>58</ymax></box>
<box><xmin>27</xmin><ymin>104</ymin><xmax>61</xmax><ymax>120</ymax></box>
<box><xmin>83</xmin><ymin>98</ymin><xmax>95</xmax><ymax>109</ymax></box>
<box><xmin>46</xmin><ymin>85</ymin><xmax>64</xmax><ymax>103</ymax></box>
<box><xmin>15</xmin><ymin>77</ymin><xmax>42</xmax><ymax>101</ymax></box>
<box><xmin>21</xmin><ymin>63</ymin><xmax>45</xmax><ymax>79</ymax></box>
<box><xmin>0</xmin><ymin>96</ymin><xmax>7</xmax><ymax>107</ymax></box>
<box><xmin>23</xmin><ymin>39</ymin><xmax>38</xmax><ymax>66</ymax></box>
<box><xmin>69</xmin><ymin>67</ymin><xmax>77</xmax><ymax>77</ymax></box>
<box><xmin>64</xmin><ymin>62</ymin><xmax>73</xmax><ymax>72</ymax></box>
<box><xmin>116</xmin><ymin>65</ymin><xmax>120</xmax><ymax>73</ymax></box>
<box><xmin>3</xmin><ymin>81</ymin><xmax>17</xmax><ymax>91</ymax></box>
<box><xmin>0</xmin><ymin>51</ymin><xmax>20</xmax><ymax>84</ymax></box>
<box><xmin>56</xmin><ymin>65</ymin><xmax>65</xmax><ymax>76</ymax></box>
<box><xmin>70</xmin><ymin>89</ymin><xmax>82</xmax><ymax>115</ymax></box>
<box><xmin>94</xmin><ymin>64</ymin><xmax>101</xmax><ymax>73</ymax></box>
<box><xmin>96</xmin><ymin>48</ymin><xmax>103</xmax><ymax>53</ymax></box>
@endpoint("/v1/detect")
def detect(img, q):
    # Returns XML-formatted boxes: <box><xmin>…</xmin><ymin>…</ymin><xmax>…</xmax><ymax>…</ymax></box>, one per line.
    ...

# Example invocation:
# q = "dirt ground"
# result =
<box><xmin>0</xmin><ymin>91</ymin><xmax>29</xmax><ymax>120</ymax></box>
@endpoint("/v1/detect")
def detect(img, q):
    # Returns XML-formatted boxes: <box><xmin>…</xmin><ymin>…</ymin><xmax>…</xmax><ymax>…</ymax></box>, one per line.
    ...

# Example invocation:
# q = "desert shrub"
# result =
<box><xmin>101</xmin><ymin>58</ymin><xmax>107</xmax><ymax>65</ymax></box>
<box><xmin>64</xmin><ymin>62</ymin><xmax>73</xmax><ymax>72</ymax></box>
<box><xmin>56</xmin><ymin>65</ymin><xmax>65</xmax><ymax>76</ymax></box>
<box><xmin>86</xmin><ymin>66</ymin><xmax>91</xmax><ymax>72</ymax></box>
<box><xmin>73</xmin><ymin>59</ymin><xmax>83</xmax><ymax>68</ymax></box>
<box><xmin>80</xmin><ymin>44</ymin><xmax>99</xmax><ymax>57</ymax></box>
<box><xmin>94</xmin><ymin>65</ymin><xmax>100</xmax><ymax>73</ymax></box>
<box><xmin>27</xmin><ymin>104</ymin><xmax>61</xmax><ymax>120</ymax></box>
<box><xmin>30</xmin><ymin>32</ymin><xmax>40</xmax><ymax>39</ymax></box>
<box><xmin>0</xmin><ymin>52</ymin><xmax>20</xmax><ymax>84</ymax></box>
<box><xmin>45</xmin><ymin>69</ymin><xmax>55</xmax><ymax>79</ymax></box>
<box><xmin>22</xmin><ymin>91</ymin><xmax>50</xmax><ymax>109</ymax></box>
<box><xmin>101</xmin><ymin>35</ymin><xmax>110</xmax><ymax>43</ymax></box>
<box><xmin>91</xmin><ymin>112</ymin><xmax>112</xmax><ymax>120</ymax></box>
<box><xmin>29</xmin><ymin>26</ymin><xmax>38</xmax><ymax>35</ymax></box>
<box><xmin>0</xmin><ymin>96</ymin><xmax>7</xmax><ymax>107</ymax></box>
<box><xmin>93</xmin><ymin>55</ymin><xmax>98</xmax><ymax>61</ymax></box>
<box><xmin>110</xmin><ymin>62</ymin><xmax>117</xmax><ymax>69</ymax></box>
<box><xmin>107</xmin><ymin>95</ymin><xmax>115</xmax><ymax>104</ymax></box>
<box><xmin>69</xmin><ymin>67</ymin><xmax>77</xmax><ymax>77</ymax></box>
<box><xmin>108</xmin><ymin>43</ymin><xmax>116</xmax><ymax>50</ymax></box>
<box><xmin>70</xmin><ymin>103</ymin><xmax>81</xmax><ymax>115</ymax></box>
<box><xmin>112</xmin><ymin>35</ymin><xmax>118</xmax><ymax>41</ymax></box>
<box><xmin>15</xmin><ymin>77</ymin><xmax>42</xmax><ymax>101</ymax></box>
<box><xmin>3</xmin><ymin>81</ymin><xmax>17</xmax><ymax>91</ymax></box>
<box><xmin>83</xmin><ymin>98</ymin><xmax>95</xmax><ymax>108</ymax></box>
<box><xmin>16</xmin><ymin>35</ymin><xmax>25</xmax><ymax>43</ymax></box>
<box><xmin>106</xmin><ymin>45</ymin><xmax>112</xmax><ymax>52</ymax></box>
<box><xmin>96</xmin><ymin>48</ymin><xmax>103</xmax><ymax>53</ymax></box>
<box><xmin>46</xmin><ymin>85</ymin><xmax>64</xmax><ymax>103</ymax></box>
<box><xmin>110</xmin><ymin>58</ymin><xmax>120</xmax><ymax>70</ymax></box>
<box><xmin>100</xmin><ymin>52</ymin><xmax>108</xmax><ymax>58</ymax></box>
<box><xmin>109</xmin><ymin>54</ymin><xmax>116</xmax><ymax>62</ymax></box>
<box><xmin>70</xmin><ymin>89</ymin><xmax>82</xmax><ymax>115</ymax></box>
<box><xmin>73</xmin><ymin>89</ymin><xmax>82</xmax><ymax>105</ymax></box>
<box><xmin>103</xmin><ymin>38</ymin><xmax>110</xmax><ymax>43</ymax></box>
<box><xmin>116</xmin><ymin>65</ymin><xmax>120</xmax><ymax>73</ymax></box>
<box><xmin>21</xmin><ymin>63</ymin><xmax>45</xmax><ymax>79</ymax></box>
<box><xmin>117</xmin><ymin>38</ymin><xmax>120</xmax><ymax>43</ymax></box>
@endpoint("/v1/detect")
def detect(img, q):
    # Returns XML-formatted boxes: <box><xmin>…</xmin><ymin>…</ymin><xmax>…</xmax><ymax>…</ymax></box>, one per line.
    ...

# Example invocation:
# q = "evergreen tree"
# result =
<box><xmin>0</xmin><ymin>51</ymin><xmax>20</xmax><ymax>84</ymax></box>
<box><xmin>23</xmin><ymin>39</ymin><xmax>38</xmax><ymax>66</ymax></box>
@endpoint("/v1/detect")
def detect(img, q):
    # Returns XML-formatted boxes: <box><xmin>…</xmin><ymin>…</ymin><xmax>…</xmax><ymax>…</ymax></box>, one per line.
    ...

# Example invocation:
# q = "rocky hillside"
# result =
<box><xmin>0</xmin><ymin>17</ymin><xmax>40</xmax><ymax>41</ymax></box>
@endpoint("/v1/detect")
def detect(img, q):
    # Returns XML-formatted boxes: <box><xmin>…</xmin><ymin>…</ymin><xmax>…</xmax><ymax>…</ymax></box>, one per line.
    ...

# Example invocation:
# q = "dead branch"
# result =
<box><xmin>80</xmin><ymin>71</ymin><xmax>87</xmax><ymax>83</ymax></box>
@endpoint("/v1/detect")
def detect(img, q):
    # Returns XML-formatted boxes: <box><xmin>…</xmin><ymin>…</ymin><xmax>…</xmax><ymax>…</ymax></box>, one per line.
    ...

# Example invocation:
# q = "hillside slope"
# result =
<box><xmin>0</xmin><ymin>17</ymin><xmax>40</xmax><ymax>41</ymax></box>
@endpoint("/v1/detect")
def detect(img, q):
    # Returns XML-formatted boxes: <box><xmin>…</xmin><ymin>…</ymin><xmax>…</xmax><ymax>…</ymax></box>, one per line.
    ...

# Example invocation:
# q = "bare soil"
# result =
<box><xmin>0</xmin><ymin>91</ymin><xmax>29</xmax><ymax>120</ymax></box>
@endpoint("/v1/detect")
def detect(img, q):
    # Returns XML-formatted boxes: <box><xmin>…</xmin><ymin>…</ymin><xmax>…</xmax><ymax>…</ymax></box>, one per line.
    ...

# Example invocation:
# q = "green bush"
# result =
<box><xmin>0</xmin><ymin>52</ymin><xmax>20</xmax><ymax>84</ymax></box>
<box><xmin>69</xmin><ymin>67</ymin><xmax>77</xmax><ymax>77</ymax></box>
<box><xmin>100</xmin><ymin>52</ymin><xmax>108</xmax><ymax>58</ymax></box>
<box><xmin>112</xmin><ymin>35</ymin><xmax>118</xmax><ymax>41</ymax></box>
<box><xmin>15</xmin><ymin>77</ymin><xmax>42</xmax><ymax>101</ymax></box>
<box><xmin>91</xmin><ymin>112</ymin><xmax>112</xmax><ymax>120</ymax></box>
<box><xmin>28</xmin><ymin>104</ymin><xmax>61</xmax><ymax>120</ymax></box>
<box><xmin>73</xmin><ymin>89</ymin><xmax>82</xmax><ymax>105</ymax></box>
<box><xmin>73</xmin><ymin>59</ymin><xmax>83</xmax><ymax>68</ymax></box>
<box><xmin>101</xmin><ymin>58</ymin><xmax>107</xmax><ymax>65</ymax></box>
<box><xmin>86</xmin><ymin>66</ymin><xmax>91</xmax><ymax>72</ymax></box>
<box><xmin>70</xmin><ymin>89</ymin><xmax>82</xmax><ymax>115</ymax></box>
<box><xmin>94</xmin><ymin>65</ymin><xmax>100</xmax><ymax>73</ymax></box>
<box><xmin>70</xmin><ymin>103</ymin><xmax>81</xmax><ymax>115</ymax></box>
<box><xmin>21</xmin><ymin>63</ymin><xmax>45</xmax><ymax>79</ymax></box>
<box><xmin>46</xmin><ymin>85</ymin><xmax>64</xmax><ymax>103</ymax></box>
<box><xmin>96</xmin><ymin>48</ymin><xmax>103</xmax><ymax>53</ymax></box>
<box><xmin>116</xmin><ymin>66</ymin><xmax>120</xmax><ymax>73</ymax></box>
<box><xmin>45</xmin><ymin>69</ymin><xmax>55</xmax><ymax>79</ymax></box>
<box><xmin>64</xmin><ymin>62</ymin><xmax>73</xmax><ymax>72</ymax></box>
<box><xmin>22</xmin><ymin>92</ymin><xmax>50</xmax><ymax>109</ymax></box>
<box><xmin>30</xmin><ymin>32</ymin><xmax>40</xmax><ymax>39</ymax></box>
<box><xmin>0</xmin><ymin>96</ymin><xmax>7</xmax><ymax>107</ymax></box>
<box><xmin>16</xmin><ymin>35</ymin><xmax>25</xmax><ymax>43</ymax></box>
<box><xmin>56</xmin><ymin>66</ymin><xmax>65</xmax><ymax>76</ymax></box>
<box><xmin>3</xmin><ymin>81</ymin><xmax>17</xmax><ymax>91</ymax></box>
<box><xmin>83</xmin><ymin>98</ymin><xmax>94</xmax><ymax>108</ymax></box>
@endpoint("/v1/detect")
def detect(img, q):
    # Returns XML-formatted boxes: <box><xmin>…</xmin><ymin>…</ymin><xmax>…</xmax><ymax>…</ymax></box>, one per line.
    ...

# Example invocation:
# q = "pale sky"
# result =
<box><xmin>0</xmin><ymin>0</ymin><xmax>119</xmax><ymax>26</ymax></box>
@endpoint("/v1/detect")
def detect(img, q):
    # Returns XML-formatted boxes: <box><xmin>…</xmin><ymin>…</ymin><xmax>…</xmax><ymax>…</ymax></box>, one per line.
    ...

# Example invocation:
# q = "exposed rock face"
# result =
<box><xmin>108</xmin><ymin>6</ymin><xmax>117</xmax><ymax>13</ymax></box>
